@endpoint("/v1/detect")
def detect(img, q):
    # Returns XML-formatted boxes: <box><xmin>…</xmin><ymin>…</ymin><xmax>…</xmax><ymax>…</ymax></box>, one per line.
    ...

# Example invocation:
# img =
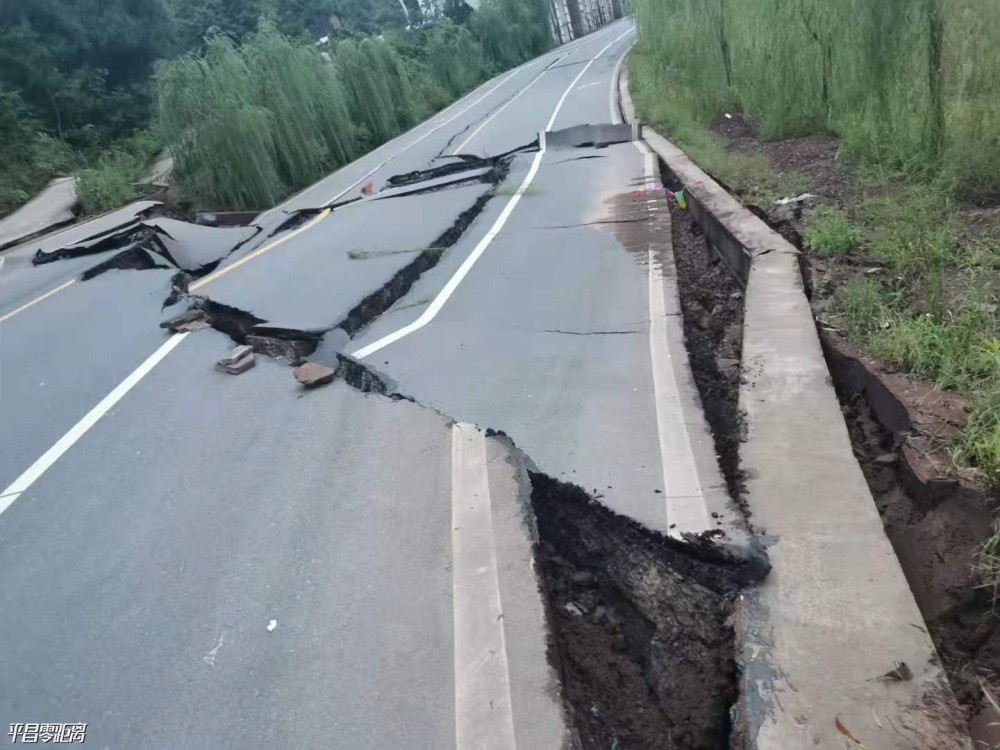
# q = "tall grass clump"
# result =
<box><xmin>631</xmin><ymin>0</ymin><xmax>1000</xmax><ymax>199</ymax></box>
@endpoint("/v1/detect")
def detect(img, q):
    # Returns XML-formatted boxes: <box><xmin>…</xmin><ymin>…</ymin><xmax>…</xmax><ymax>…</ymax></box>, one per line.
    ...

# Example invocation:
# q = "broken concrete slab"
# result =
<box><xmin>143</xmin><ymin>218</ymin><xmax>258</xmax><ymax>272</ymax></box>
<box><xmin>294</xmin><ymin>362</ymin><xmax>336</xmax><ymax>388</ymax></box>
<box><xmin>544</xmin><ymin>123</ymin><xmax>636</xmax><ymax>150</ymax></box>
<box><xmin>0</xmin><ymin>177</ymin><xmax>78</xmax><ymax>251</ymax></box>
<box><xmin>308</xmin><ymin>328</ymin><xmax>351</xmax><ymax>369</ymax></box>
<box><xmin>160</xmin><ymin>308</ymin><xmax>210</xmax><ymax>333</ymax></box>
<box><xmin>23</xmin><ymin>201</ymin><xmax>161</xmax><ymax>261</ymax></box>
<box><xmin>215</xmin><ymin>345</ymin><xmax>255</xmax><ymax>375</ymax></box>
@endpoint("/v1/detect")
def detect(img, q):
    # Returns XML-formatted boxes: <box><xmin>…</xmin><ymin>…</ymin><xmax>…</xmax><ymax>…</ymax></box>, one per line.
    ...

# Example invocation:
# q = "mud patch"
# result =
<box><xmin>668</xmin><ymin>205</ymin><xmax>746</xmax><ymax>505</ymax></box>
<box><xmin>531</xmin><ymin>473</ymin><xmax>767</xmax><ymax>749</ymax></box>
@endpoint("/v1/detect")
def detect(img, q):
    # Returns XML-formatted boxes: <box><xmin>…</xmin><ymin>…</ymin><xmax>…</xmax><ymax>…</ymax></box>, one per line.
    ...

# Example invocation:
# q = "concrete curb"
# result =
<box><xmin>619</xmin><ymin>65</ymin><xmax>970</xmax><ymax>748</ymax></box>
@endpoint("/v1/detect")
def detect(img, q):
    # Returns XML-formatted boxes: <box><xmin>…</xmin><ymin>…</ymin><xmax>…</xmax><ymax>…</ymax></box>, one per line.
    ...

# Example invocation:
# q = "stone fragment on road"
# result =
<box><xmin>215</xmin><ymin>345</ymin><xmax>255</xmax><ymax>375</ymax></box>
<box><xmin>294</xmin><ymin>362</ymin><xmax>336</xmax><ymax>388</ymax></box>
<box><xmin>159</xmin><ymin>307</ymin><xmax>209</xmax><ymax>333</ymax></box>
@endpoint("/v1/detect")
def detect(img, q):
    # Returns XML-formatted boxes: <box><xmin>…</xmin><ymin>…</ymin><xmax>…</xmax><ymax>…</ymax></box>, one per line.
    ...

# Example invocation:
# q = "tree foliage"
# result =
<box><xmin>0</xmin><ymin>0</ymin><xmax>555</xmax><ymax>215</ymax></box>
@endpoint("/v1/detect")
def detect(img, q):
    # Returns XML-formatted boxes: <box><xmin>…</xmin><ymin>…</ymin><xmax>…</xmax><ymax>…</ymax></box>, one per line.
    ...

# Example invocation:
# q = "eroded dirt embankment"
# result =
<box><xmin>531</xmin><ymin>473</ymin><xmax>766</xmax><ymax>749</ymax></box>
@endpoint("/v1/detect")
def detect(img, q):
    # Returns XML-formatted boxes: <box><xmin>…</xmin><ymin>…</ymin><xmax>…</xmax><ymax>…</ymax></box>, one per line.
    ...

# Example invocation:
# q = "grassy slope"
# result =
<box><xmin>630</xmin><ymin>48</ymin><xmax>1000</xmax><ymax>488</ymax></box>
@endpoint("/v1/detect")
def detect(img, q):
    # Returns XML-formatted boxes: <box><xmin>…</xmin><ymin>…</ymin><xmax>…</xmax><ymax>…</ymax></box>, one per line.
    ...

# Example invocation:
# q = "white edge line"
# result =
<box><xmin>634</xmin><ymin>141</ymin><xmax>710</xmax><ymax>535</ymax></box>
<box><xmin>350</xmin><ymin>27</ymin><xmax>636</xmax><ymax>361</ymax></box>
<box><xmin>0</xmin><ymin>332</ymin><xmax>190</xmax><ymax>514</ymax></box>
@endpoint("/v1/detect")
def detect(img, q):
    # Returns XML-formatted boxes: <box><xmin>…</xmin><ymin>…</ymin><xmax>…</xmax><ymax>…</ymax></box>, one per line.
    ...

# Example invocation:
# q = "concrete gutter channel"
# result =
<box><xmin>619</xmin><ymin>69</ymin><xmax>972</xmax><ymax>748</ymax></box>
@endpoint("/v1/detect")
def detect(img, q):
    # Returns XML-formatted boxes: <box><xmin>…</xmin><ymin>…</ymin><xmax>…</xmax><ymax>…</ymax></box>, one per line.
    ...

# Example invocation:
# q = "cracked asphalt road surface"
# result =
<box><xmin>0</xmin><ymin>19</ymin><xmax>743</xmax><ymax>749</ymax></box>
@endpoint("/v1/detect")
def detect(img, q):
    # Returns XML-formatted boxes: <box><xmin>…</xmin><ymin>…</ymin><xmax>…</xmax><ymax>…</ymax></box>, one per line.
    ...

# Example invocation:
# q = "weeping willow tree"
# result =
<box><xmin>158</xmin><ymin>0</ymin><xmax>557</xmax><ymax>209</ymax></box>
<box><xmin>631</xmin><ymin>0</ymin><xmax>1000</xmax><ymax>195</ymax></box>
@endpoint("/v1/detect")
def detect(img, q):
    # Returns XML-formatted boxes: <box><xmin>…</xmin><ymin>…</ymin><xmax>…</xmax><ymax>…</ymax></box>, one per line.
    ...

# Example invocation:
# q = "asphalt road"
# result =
<box><xmin>0</xmin><ymin>19</ymin><xmax>735</xmax><ymax>748</ymax></box>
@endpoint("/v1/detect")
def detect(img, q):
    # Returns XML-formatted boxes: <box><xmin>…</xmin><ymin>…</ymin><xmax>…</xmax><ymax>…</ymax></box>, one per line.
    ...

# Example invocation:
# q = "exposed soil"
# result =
<box><xmin>711</xmin><ymin>113</ymin><xmax>855</xmax><ymax>209</ymax></box>
<box><xmin>705</xmin><ymin>115</ymin><xmax>1000</xmax><ymax>732</ymax></box>
<box><xmin>667</xmin><ymin>203</ymin><xmax>746</xmax><ymax>507</ymax></box>
<box><xmin>530</xmin><ymin>473</ymin><xmax>767</xmax><ymax>749</ymax></box>
<box><xmin>824</xmin><ymin>332</ymin><xmax>1000</xmax><ymax>718</ymax></box>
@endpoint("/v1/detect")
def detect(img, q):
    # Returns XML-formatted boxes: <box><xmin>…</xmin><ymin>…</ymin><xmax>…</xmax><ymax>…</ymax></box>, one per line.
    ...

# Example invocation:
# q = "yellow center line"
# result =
<box><xmin>189</xmin><ymin>208</ymin><xmax>331</xmax><ymax>292</ymax></box>
<box><xmin>0</xmin><ymin>278</ymin><xmax>77</xmax><ymax>325</ymax></box>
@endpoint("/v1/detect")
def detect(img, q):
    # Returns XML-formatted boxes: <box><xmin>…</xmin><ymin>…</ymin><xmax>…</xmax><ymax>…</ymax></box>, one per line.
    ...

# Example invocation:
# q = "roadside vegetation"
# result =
<box><xmin>630</xmin><ymin>0</ymin><xmax>1000</xmax><ymax>487</ymax></box>
<box><xmin>0</xmin><ymin>0</ymin><xmax>553</xmax><ymax>218</ymax></box>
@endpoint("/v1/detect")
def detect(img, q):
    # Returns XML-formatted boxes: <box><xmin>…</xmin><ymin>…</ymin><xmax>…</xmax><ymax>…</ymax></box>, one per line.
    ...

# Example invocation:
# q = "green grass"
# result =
<box><xmin>628</xmin><ymin>48</ymin><xmax>808</xmax><ymax>204</ymax></box>
<box><xmin>631</xmin><ymin>0</ymin><xmax>1000</xmax><ymax>201</ymax></box>
<box><xmin>830</xmin><ymin>184</ymin><xmax>1000</xmax><ymax>483</ymax></box>
<box><xmin>75</xmin><ymin>151</ymin><xmax>143</xmax><ymax>216</ymax></box>
<box><xmin>631</xmin><ymin>33</ymin><xmax>1000</xmax><ymax>485</ymax></box>
<box><xmin>804</xmin><ymin>206</ymin><xmax>861</xmax><ymax>255</ymax></box>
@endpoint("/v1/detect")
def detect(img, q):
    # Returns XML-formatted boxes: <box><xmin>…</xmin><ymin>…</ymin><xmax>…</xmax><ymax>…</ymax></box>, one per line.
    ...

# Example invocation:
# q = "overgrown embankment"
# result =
<box><xmin>629</xmin><ymin>0</ymin><xmax>999</xmax><ymax>488</ymax></box>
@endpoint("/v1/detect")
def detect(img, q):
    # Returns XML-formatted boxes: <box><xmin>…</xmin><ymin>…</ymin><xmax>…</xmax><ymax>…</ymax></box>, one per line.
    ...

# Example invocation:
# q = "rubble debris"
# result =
<box><xmin>544</xmin><ymin>123</ymin><xmax>635</xmax><ymax>150</ymax></box>
<box><xmin>160</xmin><ymin>307</ymin><xmax>210</xmax><ymax>333</ymax></box>
<box><xmin>215</xmin><ymin>345</ymin><xmax>255</xmax><ymax>375</ymax></box>
<box><xmin>293</xmin><ymin>362</ymin><xmax>337</xmax><ymax>388</ymax></box>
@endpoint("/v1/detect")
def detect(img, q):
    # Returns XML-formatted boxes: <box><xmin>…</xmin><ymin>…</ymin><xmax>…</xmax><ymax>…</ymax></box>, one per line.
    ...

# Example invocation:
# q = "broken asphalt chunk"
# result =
<box><xmin>215</xmin><ymin>345</ymin><xmax>255</xmax><ymax>375</ymax></box>
<box><xmin>294</xmin><ymin>362</ymin><xmax>337</xmax><ymax>388</ymax></box>
<box><xmin>160</xmin><ymin>307</ymin><xmax>210</xmax><ymax>333</ymax></box>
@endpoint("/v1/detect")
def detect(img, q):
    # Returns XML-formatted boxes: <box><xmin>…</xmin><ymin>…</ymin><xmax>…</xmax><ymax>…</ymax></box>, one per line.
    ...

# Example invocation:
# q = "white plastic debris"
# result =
<box><xmin>267</xmin><ymin>619</ymin><xmax>277</xmax><ymax>632</ymax></box>
<box><xmin>724</xmin><ymin>113</ymin><xmax>732</xmax><ymax>119</ymax></box>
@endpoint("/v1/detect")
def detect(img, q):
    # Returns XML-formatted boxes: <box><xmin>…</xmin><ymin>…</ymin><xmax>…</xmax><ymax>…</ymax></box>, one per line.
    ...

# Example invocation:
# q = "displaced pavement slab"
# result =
<box><xmin>349</xmin><ymin>142</ymin><xmax>737</xmax><ymax>539</ymax></box>
<box><xmin>0</xmin><ymin>177</ymin><xmax>77</xmax><ymax>251</ymax></box>
<box><xmin>196</xmin><ymin>183</ymin><xmax>493</xmax><ymax>330</ymax></box>
<box><xmin>144</xmin><ymin>217</ymin><xmax>258</xmax><ymax>272</ymax></box>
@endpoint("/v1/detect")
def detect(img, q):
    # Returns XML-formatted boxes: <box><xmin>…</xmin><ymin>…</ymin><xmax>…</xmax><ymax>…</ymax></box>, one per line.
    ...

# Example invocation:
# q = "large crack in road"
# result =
<box><xmin>9</xmin><ymin>128</ymin><xmax>772</xmax><ymax>747</ymax></box>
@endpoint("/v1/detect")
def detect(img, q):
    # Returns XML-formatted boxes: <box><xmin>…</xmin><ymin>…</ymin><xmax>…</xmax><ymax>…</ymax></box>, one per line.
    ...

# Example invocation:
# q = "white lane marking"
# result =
<box><xmin>451</xmin><ymin>423</ymin><xmax>517</xmax><ymax>750</ymax></box>
<box><xmin>634</xmin><ymin>141</ymin><xmax>711</xmax><ymax>535</ymax></box>
<box><xmin>0</xmin><ymin>332</ymin><xmax>190</xmax><ymax>515</ymax></box>
<box><xmin>350</xmin><ymin>26</ymin><xmax>635</xmax><ymax>360</ymax></box>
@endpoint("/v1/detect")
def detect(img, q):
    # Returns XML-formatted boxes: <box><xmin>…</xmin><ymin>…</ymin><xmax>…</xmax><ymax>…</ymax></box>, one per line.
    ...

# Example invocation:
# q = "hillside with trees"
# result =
<box><xmin>0</xmin><ymin>0</ymin><xmax>549</xmax><ymax>215</ymax></box>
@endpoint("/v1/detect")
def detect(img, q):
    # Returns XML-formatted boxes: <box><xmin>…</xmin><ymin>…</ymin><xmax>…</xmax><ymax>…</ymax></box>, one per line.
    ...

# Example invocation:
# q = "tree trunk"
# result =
<box><xmin>926</xmin><ymin>0</ymin><xmax>945</xmax><ymax>162</ymax></box>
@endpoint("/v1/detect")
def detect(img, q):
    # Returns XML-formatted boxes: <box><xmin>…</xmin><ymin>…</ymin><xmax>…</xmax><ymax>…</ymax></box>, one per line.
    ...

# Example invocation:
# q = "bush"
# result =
<box><xmin>75</xmin><ymin>151</ymin><xmax>142</xmax><ymax>216</ymax></box>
